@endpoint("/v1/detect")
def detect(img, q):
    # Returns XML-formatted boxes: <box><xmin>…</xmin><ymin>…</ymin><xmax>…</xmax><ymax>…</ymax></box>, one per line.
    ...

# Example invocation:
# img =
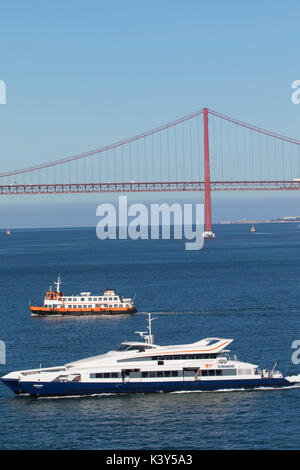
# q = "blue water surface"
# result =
<box><xmin>0</xmin><ymin>224</ymin><xmax>300</xmax><ymax>449</ymax></box>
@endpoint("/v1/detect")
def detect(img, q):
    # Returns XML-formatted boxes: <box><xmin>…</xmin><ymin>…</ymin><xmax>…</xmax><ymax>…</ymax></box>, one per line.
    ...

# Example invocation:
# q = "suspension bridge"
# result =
<box><xmin>1</xmin><ymin>107</ymin><xmax>300</xmax><ymax>237</ymax></box>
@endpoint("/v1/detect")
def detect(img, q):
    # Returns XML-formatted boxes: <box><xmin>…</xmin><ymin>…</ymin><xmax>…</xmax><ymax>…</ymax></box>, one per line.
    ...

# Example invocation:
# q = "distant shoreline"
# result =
<box><xmin>2</xmin><ymin>220</ymin><xmax>300</xmax><ymax>230</ymax></box>
<box><xmin>220</xmin><ymin>217</ymin><xmax>300</xmax><ymax>224</ymax></box>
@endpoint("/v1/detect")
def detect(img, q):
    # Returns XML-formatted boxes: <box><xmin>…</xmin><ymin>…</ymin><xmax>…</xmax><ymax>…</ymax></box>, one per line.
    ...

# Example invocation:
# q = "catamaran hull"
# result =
<box><xmin>7</xmin><ymin>377</ymin><xmax>293</xmax><ymax>397</ymax></box>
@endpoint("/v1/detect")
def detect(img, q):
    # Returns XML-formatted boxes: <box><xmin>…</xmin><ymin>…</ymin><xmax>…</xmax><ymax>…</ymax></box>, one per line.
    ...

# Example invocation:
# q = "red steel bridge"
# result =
<box><xmin>1</xmin><ymin>107</ymin><xmax>300</xmax><ymax>236</ymax></box>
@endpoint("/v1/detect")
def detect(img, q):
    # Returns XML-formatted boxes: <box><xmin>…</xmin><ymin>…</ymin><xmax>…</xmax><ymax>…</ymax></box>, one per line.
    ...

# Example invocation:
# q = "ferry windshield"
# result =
<box><xmin>117</xmin><ymin>343</ymin><xmax>151</xmax><ymax>352</ymax></box>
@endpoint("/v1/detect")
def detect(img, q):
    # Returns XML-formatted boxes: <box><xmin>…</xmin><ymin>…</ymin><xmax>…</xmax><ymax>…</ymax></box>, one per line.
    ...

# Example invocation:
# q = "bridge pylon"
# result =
<box><xmin>203</xmin><ymin>107</ymin><xmax>215</xmax><ymax>239</ymax></box>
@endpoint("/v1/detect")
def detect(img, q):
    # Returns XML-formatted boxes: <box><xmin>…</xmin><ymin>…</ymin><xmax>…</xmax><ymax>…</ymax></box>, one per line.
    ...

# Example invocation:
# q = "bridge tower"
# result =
<box><xmin>203</xmin><ymin>107</ymin><xmax>215</xmax><ymax>238</ymax></box>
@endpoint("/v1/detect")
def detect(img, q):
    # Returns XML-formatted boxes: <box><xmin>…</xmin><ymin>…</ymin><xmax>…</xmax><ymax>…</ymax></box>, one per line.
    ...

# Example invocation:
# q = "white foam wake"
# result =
<box><xmin>286</xmin><ymin>374</ymin><xmax>300</xmax><ymax>383</ymax></box>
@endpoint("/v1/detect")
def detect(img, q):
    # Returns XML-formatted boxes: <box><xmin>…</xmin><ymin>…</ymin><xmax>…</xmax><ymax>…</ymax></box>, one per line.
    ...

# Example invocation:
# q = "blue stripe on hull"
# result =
<box><xmin>18</xmin><ymin>377</ymin><xmax>292</xmax><ymax>397</ymax></box>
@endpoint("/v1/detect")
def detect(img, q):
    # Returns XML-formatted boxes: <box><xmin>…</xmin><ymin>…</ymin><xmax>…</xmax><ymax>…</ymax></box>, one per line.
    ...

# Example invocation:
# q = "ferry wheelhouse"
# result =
<box><xmin>29</xmin><ymin>276</ymin><xmax>136</xmax><ymax>316</ymax></box>
<box><xmin>2</xmin><ymin>314</ymin><xmax>294</xmax><ymax>397</ymax></box>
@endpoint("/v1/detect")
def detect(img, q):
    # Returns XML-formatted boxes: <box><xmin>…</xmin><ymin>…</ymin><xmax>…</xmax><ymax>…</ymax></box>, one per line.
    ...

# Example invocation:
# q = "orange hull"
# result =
<box><xmin>30</xmin><ymin>305</ymin><xmax>137</xmax><ymax>316</ymax></box>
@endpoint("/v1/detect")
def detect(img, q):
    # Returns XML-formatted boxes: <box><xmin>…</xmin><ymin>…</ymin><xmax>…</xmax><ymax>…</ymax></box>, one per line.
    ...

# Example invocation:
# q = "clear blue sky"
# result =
<box><xmin>0</xmin><ymin>1</ymin><xmax>300</xmax><ymax>227</ymax></box>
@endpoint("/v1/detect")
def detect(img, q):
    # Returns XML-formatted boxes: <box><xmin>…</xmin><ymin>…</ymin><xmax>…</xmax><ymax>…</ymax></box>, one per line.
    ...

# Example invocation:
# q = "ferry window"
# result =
<box><xmin>114</xmin><ymin>297</ymin><xmax>118</xmax><ymax>300</ymax></box>
<box><xmin>216</xmin><ymin>370</ymin><xmax>222</xmax><ymax>376</ymax></box>
<box><xmin>103</xmin><ymin>297</ymin><xmax>107</xmax><ymax>301</ymax></box>
<box><xmin>149</xmin><ymin>371</ymin><xmax>156</xmax><ymax>377</ymax></box>
<box><xmin>103</xmin><ymin>373</ymin><xmax>110</xmax><ymax>378</ymax></box>
<box><xmin>81</xmin><ymin>298</ymin><xmax>84</xmax><ymax>301</ymax></box>
<box><xmin>142</xmin><ymin>372</ymin><xmax>148</xmax><ymax>377</ymax></box>
<box><xmin>221</xmin><ymin>369</ymin><xmax>237</xmax><ymax>376</ymax></box>
<box><xmin>237</xmin><ymin>369</ymin><xmax>252</xmax><ymax>376</ymax></box>
<box><xmin>184</xmin><ymin>370</ymin><xmax>195</xmax><ymax>377</ymax></box>
<box><xmin>90</xmin><ymin>373</ymin><xmax>103</xmax><ymax>378</ymax></box>
<box><xmin>83</xmin><ymin>305</ymin><xmax>87</xmax><ymax>308</ymax></box>
<box><xmin>109</xmin><ymin>297</ymin><xmax>112</xmax><ymax>301</ymax></box>
<box><xmin>208</xmin><ymin>370</ymin><xmax>215</xmax><ymax>376</ymax></box>
<box><xmin>98</xmin><ymin>297</ymin><xmax>102</xmax><ymax>301</ymax></box>
<box><xmin>88</xmin><ymin>297</ymin><xmax>92</xmax><ymax>301</ymax></box>
<box><xmin>201</xmin><ymin>370</ymin><xmax>208</xmax><ymax>376</ymax></box>
<box><xmin>93</xmin><ymin>298</ymin><xmax>97</xmax><ymax>301</ymax></box>
<box><xmin>118</xmin><ymin>344</ymin><xmax>138</xmax><ymax>352</ymax></box>
<box><xmin>171</xmin><ymin>371</ymin><xmax>178</xmax><ymax>377</ymax></box>
<box><xmin>111</xmin><ymin>372</ymin><xmax>118</xmax><ymax>378</ymax></box>
<box><xmin>164</xmin><ymin>371</ymin><xmax>171</xmax><ymax>377</ymax></box>
<box><xmin>78</xmin><ymin>305</ymin><xmax>82</xmax><ymax>308</ymax></box>
<box><xmin>180</xmin><ymin>355</ymin><xmax>188</xmax><ymax>360</ymax></box>
<box><xmin>157</xmin><ymin>371</ymin><xmax>164</xmax><ymax>377</ymax></box>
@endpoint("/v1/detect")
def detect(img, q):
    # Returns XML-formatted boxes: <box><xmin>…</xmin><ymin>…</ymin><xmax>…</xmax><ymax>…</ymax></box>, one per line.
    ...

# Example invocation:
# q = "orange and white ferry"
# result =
<box><xmin>30</xmin><ymin>276</ymin><xmax>137</xmax><ymax>316</ymax></box>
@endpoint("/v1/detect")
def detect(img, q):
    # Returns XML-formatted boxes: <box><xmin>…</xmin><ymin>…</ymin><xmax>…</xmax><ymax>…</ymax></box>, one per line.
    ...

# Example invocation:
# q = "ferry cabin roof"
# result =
<box><xmin>65</xmin><ymin>338</ymin><xmax>236</xmax><ymax>368</ymax></box>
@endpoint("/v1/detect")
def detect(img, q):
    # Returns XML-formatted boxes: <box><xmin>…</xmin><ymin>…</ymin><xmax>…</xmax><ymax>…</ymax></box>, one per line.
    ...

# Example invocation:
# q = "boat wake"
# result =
<box><xmin>37</xmin><ymin>393</ymin><xmax>117</xmax><ymax>400</ymax></box>
<box><xmin>286</xmin><ymin>374</ymin><xmax>300</xmax><ymax>383</ymax></box>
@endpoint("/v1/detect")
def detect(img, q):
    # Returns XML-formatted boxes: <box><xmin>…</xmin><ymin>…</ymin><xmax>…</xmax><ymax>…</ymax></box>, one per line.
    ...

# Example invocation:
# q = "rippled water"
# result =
<box><xmin>1</xmin><ymin>224</ymin><xmax>300</xmax><ymax>449</ymax></box>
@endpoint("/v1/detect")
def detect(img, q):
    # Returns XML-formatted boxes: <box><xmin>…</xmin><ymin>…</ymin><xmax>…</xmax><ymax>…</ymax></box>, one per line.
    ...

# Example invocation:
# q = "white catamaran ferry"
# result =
<box><xmin>1</xmin><ymin>314</ymin><xmax>295</xmax><ymax>397</ymax></box>
<box><xmin>29</xmin><ymin>275</ymin><xmax>136</xmax><ymax>316</ymax></box>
